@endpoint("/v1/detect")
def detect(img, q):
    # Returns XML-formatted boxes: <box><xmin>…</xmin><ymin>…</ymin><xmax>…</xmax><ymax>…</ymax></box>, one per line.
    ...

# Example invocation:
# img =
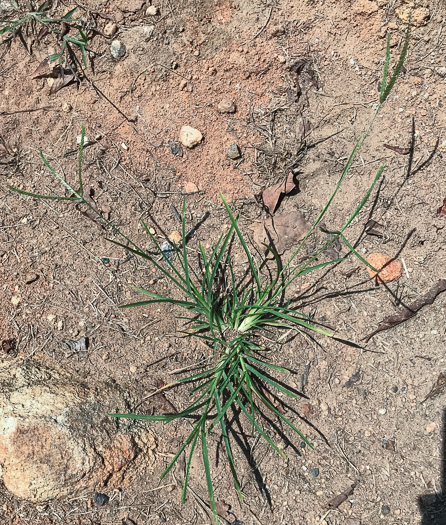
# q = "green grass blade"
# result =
<box><xmin>201</xmin><ymin>425</ymin><xmax>218</xmax><ymax>523</ymax></box>
<box><xmin>181</xmin><ymin>428</ymin><xmax>200</xmax><ymax>503</ymax></box>
<box><xmin>245</xmin><ymin>364</ymin><xmax>297</xmax><ymax>399</ymax></box>
<box><xmin>220</xmin><ymin>194</ymin><xmax>261</xmax><ymax>295</ymax></box>
<box><xmin>380</xmin><ymin>32</ymin><xmax>391</xmax><ymax>103</ymax></box>
<box><xmin>7</xmin><ymin>185</ymin><xmax>77</xmax><ymax>201</ymax></box>
<box><xmin>214</xmin><ymin>391</ymin><xmax>242</xmax><ymax>499</ymax></box>
<box><xmin>380</xmin><ymin>24</ymin><xmax>410</xmax><ymax>104</ymax></box>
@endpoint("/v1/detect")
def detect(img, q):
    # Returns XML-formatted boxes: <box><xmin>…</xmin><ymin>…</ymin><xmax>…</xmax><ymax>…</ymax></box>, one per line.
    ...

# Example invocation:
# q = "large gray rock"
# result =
<box><xmin>0</xmin><ymin>358</ymin><xmax>156</xmax><ymax>502</ymax></box>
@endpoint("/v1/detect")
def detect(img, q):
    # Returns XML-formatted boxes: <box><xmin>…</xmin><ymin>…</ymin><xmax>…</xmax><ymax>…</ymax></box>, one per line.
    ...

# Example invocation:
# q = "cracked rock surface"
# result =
<box><xmin>0</xmin><ymin>358</ymin><xmax>156</xmax><ymax>502</ymax></box>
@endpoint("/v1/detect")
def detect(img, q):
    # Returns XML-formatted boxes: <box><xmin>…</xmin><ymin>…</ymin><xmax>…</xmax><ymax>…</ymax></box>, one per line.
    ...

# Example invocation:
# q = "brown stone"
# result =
<box><xmin>366</xmin><ymin>253</ymin><xmax>402</xmax><ymax>283</ymax></box>
<box><xmin>0</xmin><ymin>359</ymin><xmax>156</xmax><ymax>502</ymax></box>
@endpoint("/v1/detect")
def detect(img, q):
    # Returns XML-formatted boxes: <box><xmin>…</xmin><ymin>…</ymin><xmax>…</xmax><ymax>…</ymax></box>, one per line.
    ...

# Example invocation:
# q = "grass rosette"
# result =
<box><xmin>8</xmin><ymin>26</ymin><xmax>410</xmax><ymax>522</ymax></box>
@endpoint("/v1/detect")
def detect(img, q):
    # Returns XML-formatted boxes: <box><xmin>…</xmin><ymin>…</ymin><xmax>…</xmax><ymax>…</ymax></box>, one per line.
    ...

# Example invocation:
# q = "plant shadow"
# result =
<box><xmin>418</xmin><ymin>410</ymin><xmax>446</xmax><ymax>524</ymax></box>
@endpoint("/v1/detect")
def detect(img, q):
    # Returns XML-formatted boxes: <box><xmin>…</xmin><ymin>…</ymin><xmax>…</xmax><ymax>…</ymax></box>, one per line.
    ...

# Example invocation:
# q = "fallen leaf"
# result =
<box><xmin>365</xmin><ymin>219</ymin><xmax>384</xmax><ymax>237</ymax></box>
<box><xmin>383</xmin><ymin>144</ymin><xmax>411</xmax><ymax>155</ymax></box>
<box><xmin>50</xmin><ymin>72</ymin><xmax>76</xmax><ymax>94</ymax></box>
<box><xmin>32</xmin><ymin>57</ymin><xmax>51</xmax><ymax>78</ymax></box>
<box><xmin>327</xmin><ymin>481</ymin><xmax>358</xmax><ymax>510</ymax></box>
<box><xmin>262</xmin><ymin>172</ymin><xmax>296</xmax><ymax>213</ymax></box>
<box><xmin>363</xmin><ymin>279</ymin><xmax>446</xmax><ymax>343</ymax></box>
<box><xmin>250</xmin><ymin>210</ymin><xmax>310</xmax><ymax>254</ymax></box>
<box><xmin>437</xmin><ymin>197</ymin><xmax>446</xmax><ymax>217</ymax></box>
<box><xmin>422</xmin><ymin>372</ymin><xmax>446</xmax><ymax>403</ymax></box>
<box><xmin>214</xmin><ymin>500</ymin><xmax>231</xmax><ymax>518</ymax></box>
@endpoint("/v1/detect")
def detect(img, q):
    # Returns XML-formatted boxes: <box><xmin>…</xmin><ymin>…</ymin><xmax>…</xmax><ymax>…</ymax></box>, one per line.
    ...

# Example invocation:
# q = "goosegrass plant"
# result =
<box><xmin>9</xmin><ymin>27</ymin><xmax>409</xmax><ymax>522</ymax></box>
<box><xmin>0</xmin><ymin>2</ymin><xmax>89</xmax><ymax>67</ymax></box>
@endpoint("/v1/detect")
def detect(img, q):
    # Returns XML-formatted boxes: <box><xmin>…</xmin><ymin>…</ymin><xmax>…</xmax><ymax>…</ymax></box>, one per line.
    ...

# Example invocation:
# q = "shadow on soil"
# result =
<box><xmin>418</xmin><ymin>411</ymin><xmax>446</xmax><ymax>525</ymax></box>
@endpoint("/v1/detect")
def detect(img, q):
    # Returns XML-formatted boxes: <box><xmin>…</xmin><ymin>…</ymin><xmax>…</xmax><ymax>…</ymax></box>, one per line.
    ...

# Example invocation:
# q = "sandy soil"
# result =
<box><xmin>1</xmin><ymin>0</ymin><xmax>446</xmax><ymax>524</ymax></box>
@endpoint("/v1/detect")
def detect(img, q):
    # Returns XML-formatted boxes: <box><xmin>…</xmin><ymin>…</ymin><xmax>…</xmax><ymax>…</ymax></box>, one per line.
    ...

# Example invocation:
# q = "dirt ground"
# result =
<box><xmin>1</xmin><ymin>0</ymin><xmax>446</xmax><ymax>523</ymax></box>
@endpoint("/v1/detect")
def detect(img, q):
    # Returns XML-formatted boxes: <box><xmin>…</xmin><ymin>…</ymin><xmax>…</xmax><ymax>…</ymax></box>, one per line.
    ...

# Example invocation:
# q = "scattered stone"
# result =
<box><xmin>392</xmin><ymin>386</ymin><xmax>398</xmax><ymax>393</ymax></box>
<box><xmin>148</xmin><ymin>227</ymin><xmax>156</xmax><ymax>235</ymax></box>
<box><xmin>226</xmin><ymin>143</ymin><xmax>241</xmax><ymax>160</ymax></box>
<box><xmin>381</xmin><ymin>505</ymin><xmax>391</xmax><ymax>516</ymax></box>
<box><xmin>436</xmin><ymin>67</ymin><xmax>446</xmax><ymax>78</ymax></box>
<box><xmin>179</xmin><ymin>79</ymin><xmax>188</xmax><ymax>90</ymax></box>
<box><xmin>102</xmin><ymin>353</ymin><xmax>110</xmax><ymax>361</ymax></box>
<box><xmin>146</xmin><ymin>5</ymin><xmax>159</xmax><ymax>16</ymax></box>
<box><xmin>311</xmin><ymin>468</ymin><xmax>319</xmax><ymax>478</ymax></box>
<box><xmin>379</xmin><ymin>408</ymin><xmax>387</xmax><ymax>415</ymax></box>
<box><xmin>300</xmin><ymin>441</ymin><xmax>306</xmax><ymax>448</ymax></box>
<box><xmin>179</xmin><ymin>125</ymin><xmax>203</xmax><ymax>148</ymax></box>
<box><xmin>62</xmin><ymin>102</ymin><xmax>72</xmax><ymax>113</ymax></box>
<box><xmin>57</xmin><ymin>320</ymin><xmax>63</xmax><ymax>331</ymax></box>
<box><xmin>25</xmin><ymin>273</ymin><xmax>39</xmax><ymax>284</ymax></box>
<box><xmin>426</xmin><ymin>422</ymin><xmax>437</xmax><ymax>433</ymax></box>
<box><xmin>168</xmin><ymin>140</ymin><xmax>183</xmax><ymax>157</ymax></box>
<box><xmin>168</xmin><ymin>231</ymin><xmax>182</xmax><ymax>244</ymax></box>
<box><xmin>217</xmin><ymin>99</ymin><xmax>236</xmax><ymax>114</ymax></box>
<box><xmin>277</xmin><ymin>55</ymin><xmax>286</xmax><ymax>63</ymax></box>
<box><xmin>142</xmin><ymin>25</ymin><xmax>155</xmax><ymax>40</ymax></box>
<box><xmin>77</xmin><ymin>134</ymin><xmax>90</xmax><ymax>146</ymax></box>
<box><xmin>110</xmin><ymin>40</ymin><xmax>126</xmax><ymax>59</ymax></box>
<box><xmin>366</xmin><ymin>253</ymin><xmax>402</xmax><ymax>283</ymax></box>
<box><xmin>129</xmin><ymin>365</ymin><xmax>137</xmax><ymax>374</ymax></box>
<box><xmin>94</xmin><ymin>493</ymin><xmax>109</xmax><ymax>506</ymax></box>
<box><xmin>184</xmin><ymin>181</ymin><xmax>199</xmax><ymax>193</ymax></box>
<box><xmin>0</xmin><ymin>359</ymin><xmax>156</xmax><ymax>501</ymax></box>
<box><xmin>11</xmin><ymin>296</ymin><xmax>21</xmax><ymax>307</ymax></box>
<box><xmin>104</xmin><ymin>22</ymin><xmax>118</xmax><ymax>37</ymax></box>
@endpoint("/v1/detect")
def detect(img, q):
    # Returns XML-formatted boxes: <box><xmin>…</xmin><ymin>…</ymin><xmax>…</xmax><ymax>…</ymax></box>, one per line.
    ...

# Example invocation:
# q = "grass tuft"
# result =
<box><xmin>8</xmin><ymin>28</ymin><xmax>409</xmax><ymax>523</ymax></box>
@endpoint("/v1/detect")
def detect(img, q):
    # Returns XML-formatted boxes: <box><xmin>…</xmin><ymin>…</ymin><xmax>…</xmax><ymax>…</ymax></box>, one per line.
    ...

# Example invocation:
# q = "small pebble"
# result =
<box><xmin>110</xmin><ymin>40</ymin><xmax>126</xmax><ymax>59</ymax></box>
<box><xmin>11</xmin><ymin>296</ymin><xmax>21</xmax><ymax>306</ymax></box>
<box><xmin>168</xmin><ymin>231</ymin><xmax>182</xmax><ymax>243</ymax></box>
<box><xmin>104</xmin><ymin>22</ymin><xmax>118</xmax><ymax>37</ymax></box>
<box><xmin>168</xmin><ymin>140</ymin><xmax>183</xmax><ymax>157</ymax></box>
<box><xmin>379</xmin><ymin>408</ymin><xmax>387</xmax><ymax>415</ymax></box>
<box><xmin>94</xmin><ymin>493</ymin><xmax>109</xmax><ymax>506</ymax></box>
<box><xmin>381</xmin><ymin>505</ymin><xmax>391</xmax><ymax>516</ymax></box>
<box><xmin>25</xmin><ymin>272</ymin><xmax>39</xmax><ymax>284</ymax></box>
<box><xmin>62</xmin><ymin>102</ymin><xmax>72</xmax><ymax>113</ymax></box>
<box><xmin>77</xmin><ymin>135</ymin><xmax>90</xmax><ymax>146</ymax></box>
<box><xmin>146</xmin><ymin>5</ymin><xmax>159</xmax><ymax>15</ymax></box>
<box><xmin>300</xmin><ymin>441</ymin><xmax>306</xmax><ymax>448</ymax></box>
<box><xmin>311</xmin><ymin>468</ymin><xmax>319</xmax><ymax>478</ymax></box>
<box><xmin>226</xmin><ymin>143</ymin><xmax>241</xmax><ymax>160</ymax></box>
<box><xmin>426</xmin><ymin>422</ymin><xmax>437</xmax><ymax>433</ymax></box>
<box><xmin>129</xmin><ymin>365</ymin><xmax>137</xmax><ymax>374</ymax></box>
<box><xmin>217</xmin><ymin>99</ymin><xmax>236</xmax><ymax>114</ymax></box>
<box><xmin>392</xmin><ymin>386</ymin><xmax>398</xmax><ymax>393</ymax></box>
<box><xmin>101</xmin><ymin>257</ymin><xmax>110</xmax><ymax>265</ymax></box>
<box><xmin>179</xmin><ymin>125</ymin><xmax>203</xmax><ymax>148</ymax></box>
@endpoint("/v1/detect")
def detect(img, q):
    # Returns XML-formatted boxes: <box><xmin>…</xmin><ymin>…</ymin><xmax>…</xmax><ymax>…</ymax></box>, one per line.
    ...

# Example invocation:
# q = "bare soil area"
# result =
<box><xmin>1</xmin><ymin>0</ymin><xmax>446</xmax><ymax>524</ymax></box>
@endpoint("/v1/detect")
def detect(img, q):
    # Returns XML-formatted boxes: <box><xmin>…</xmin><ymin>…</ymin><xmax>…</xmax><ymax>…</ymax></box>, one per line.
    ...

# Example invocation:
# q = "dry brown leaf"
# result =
<box><xmin>50</xmin><ymin>72</ymin><xmax>76</xmax><ymax>95</ymax></box>
<box><xmin>262</xmin><ymin>172</ymin><xmax>296</xmax><ymax>213</ymax></box>
<box><xmin>214</xmin><ymin>500</ymin><xmax>231</xmax><ymax>518</ymax></box>
<box><xmin>437</xmin><ymin>197</ymin><xmax>446</xmax><ymax>217</ymax></box>
<box><xmin>250</xmin><ymin>210</ymin><xmax>310</xmax><ymax>254</ymax></box>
